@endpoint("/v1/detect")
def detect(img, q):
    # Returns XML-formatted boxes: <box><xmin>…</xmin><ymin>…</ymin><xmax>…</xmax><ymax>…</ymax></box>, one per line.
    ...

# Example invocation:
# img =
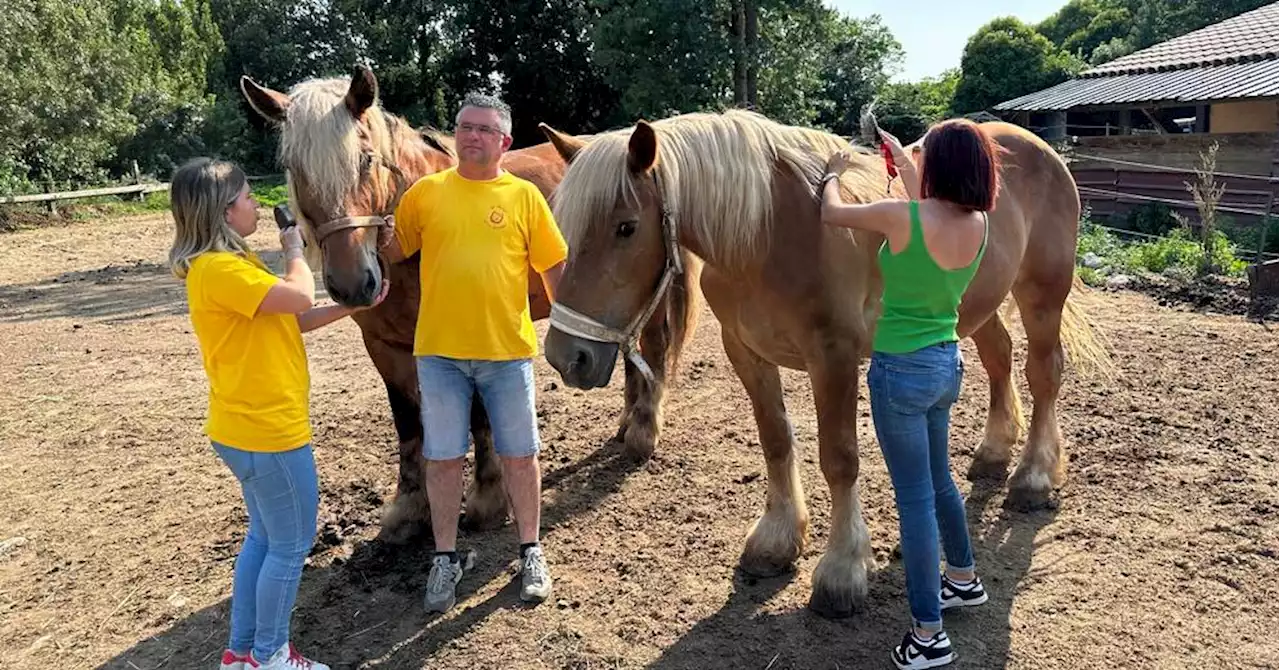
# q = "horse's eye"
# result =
<box><xmin>617</xmin><ymin>220</ymin><xmax>637</xmax><ymax>238</ymax></box>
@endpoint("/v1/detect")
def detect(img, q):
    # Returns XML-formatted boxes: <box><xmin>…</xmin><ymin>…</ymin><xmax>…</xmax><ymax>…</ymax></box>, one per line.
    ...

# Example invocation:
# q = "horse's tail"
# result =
<box><xmin>998</xmin><ymin>272</ymin><xmax>1116</xmax><ymax>383</ymax></box>
<box><xmin>1059</xmin><ymin>273</ymin><xmax>1116</xmax><ymax>381</ymax></box>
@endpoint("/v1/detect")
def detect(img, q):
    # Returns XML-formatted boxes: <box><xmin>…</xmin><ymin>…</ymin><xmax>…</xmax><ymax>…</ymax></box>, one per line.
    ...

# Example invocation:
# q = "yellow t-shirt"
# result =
<box><xmin>394</xmin><ymin>167</ymin><xmax>568</xmax><ymax>360</ymax></box>
<box><xmin>185</xmin><ymin>251</ymin><xmax>312</xmax><ymax>452</ymax></box>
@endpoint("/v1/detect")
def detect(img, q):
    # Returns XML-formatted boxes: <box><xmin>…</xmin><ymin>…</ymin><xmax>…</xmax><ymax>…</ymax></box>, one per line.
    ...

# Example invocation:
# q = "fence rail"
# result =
<box><xmin>0</xmin><ymin>182</ymin><xmax>169</xmax><ymax>206</ymax></box>
<box><xmin>1070</xmin><ymin>166</ymin><xmax>1279</xmax><ymax>222</ymax></box>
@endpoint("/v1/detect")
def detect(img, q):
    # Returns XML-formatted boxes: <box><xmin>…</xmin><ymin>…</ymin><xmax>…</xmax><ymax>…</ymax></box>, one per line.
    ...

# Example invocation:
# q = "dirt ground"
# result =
<box><xmin>0</xmin><ymin>211</ymin><xmax>1276</xmax><ymax>670</ymax></box>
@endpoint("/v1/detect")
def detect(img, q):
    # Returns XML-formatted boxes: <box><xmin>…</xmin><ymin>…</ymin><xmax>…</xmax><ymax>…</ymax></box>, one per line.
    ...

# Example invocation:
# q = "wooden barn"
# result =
<box><xmin>992</xmin><ymin>2</ymin><xmax>1279</xmax><ymax>225</ymax></box>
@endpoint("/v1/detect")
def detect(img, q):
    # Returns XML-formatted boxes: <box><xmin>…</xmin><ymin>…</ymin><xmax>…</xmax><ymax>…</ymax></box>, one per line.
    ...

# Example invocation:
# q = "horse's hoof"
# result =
<box><xmin>967</xmin><ymin>456</ymin><xmax>1010</xmax><ymax>481</ymax></box>
<box><xmin>807</xmin><ymin>586</ymin><xmax>859</xmax><ymax>619</ymax></box>
<box><xmin>459</xmin><ymin>508</ymin><xmax>508</xmax><ymax>532</ymax></box>
<box><xmin>1004</xmin><ymin>483</ymin><xmax>1059</xmax><ymax>512</ymax></box>
<box><xmin>622</xmin><ymin>425</ymin><xmax>658</xmax><ymax>462</ymax></box>
<box><xmin>375</xmin><ymin>520</ymin><xmax>424</xmax><ymax>545</ymax></box>
<box><xmin>737</xmin><ymin>553</ymin><xmax>796</xmax><ymax>579</ymax></box>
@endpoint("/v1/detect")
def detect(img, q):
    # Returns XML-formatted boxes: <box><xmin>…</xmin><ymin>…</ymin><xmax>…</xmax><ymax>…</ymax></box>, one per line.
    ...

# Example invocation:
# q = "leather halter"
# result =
<box><xmin>309</xmin><ymin>152</ymin><xmax>409</xmax><ymax>243</ymax></box>
<box><xmin>549</xmin><ymin>173</ymin><xmax>684</xmax><ymax>386</ymax></box>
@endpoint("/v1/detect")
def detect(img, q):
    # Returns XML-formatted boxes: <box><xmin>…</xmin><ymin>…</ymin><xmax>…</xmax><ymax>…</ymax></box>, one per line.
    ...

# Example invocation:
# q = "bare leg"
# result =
<box><xmin>1007</xmin><ymin>282</ymin><xmax>1069</xmax><ymax>510</ymax></box>
<box><xmin>808</xmin><ymin>349</ymin><xmax>872</xmax><ymax>619</ymax></box>
<box><xmin>967</xmin><ymin>313</ymin><xmax>1022</xmax><ymax>481</ymax></box>
<box><xmin>426</xmin><ymin>457</ymin><xmax>465</xmax><ymax>551</ymax></box>
<box><xmin>500</xmin><ymin>455</ymin><xmax>543</xmax><ymax>544</ymax></box>
<box><xmin>464</xmin><ymin>396</ymin><xmax>509</xmax><ymax>530</ymax></box>
<box><xmin>722</xmin><ymin>329</ymin><xmax>809</xmax><ymax>577</ymax></box>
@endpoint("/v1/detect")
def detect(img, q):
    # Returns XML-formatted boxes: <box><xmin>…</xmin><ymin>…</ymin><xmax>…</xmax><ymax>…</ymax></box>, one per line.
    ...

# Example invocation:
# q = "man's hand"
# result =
<box><xmin>377</xmin><ymin>217</ymin><xmax>406</xmax><ymax>264</ymax></box>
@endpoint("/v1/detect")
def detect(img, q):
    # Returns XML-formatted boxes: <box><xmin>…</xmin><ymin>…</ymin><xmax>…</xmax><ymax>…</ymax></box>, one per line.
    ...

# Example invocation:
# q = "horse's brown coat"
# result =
<box><xmin>541</xmin><ymin>109</ymin><xmax>1110</xmax><ymax>617</ymax></box>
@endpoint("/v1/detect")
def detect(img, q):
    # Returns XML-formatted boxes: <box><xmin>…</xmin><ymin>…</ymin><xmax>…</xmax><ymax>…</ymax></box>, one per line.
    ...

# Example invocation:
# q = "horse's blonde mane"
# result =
<box><xmin>553</xmin><ymin>109</ymin><xmax>879</xmax><ymax>267</ymax></box>
<box><xmin>278</xmin><ymin>77</ymin><xmax>385</xmax><ymax>216</ymax></box>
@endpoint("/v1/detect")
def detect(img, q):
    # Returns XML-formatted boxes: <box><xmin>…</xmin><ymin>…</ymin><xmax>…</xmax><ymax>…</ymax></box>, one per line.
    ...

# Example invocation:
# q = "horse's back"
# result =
<box><xmin>502</xmin><ymin>143</ymin><xmax>568</xmax><ymax>198</ymax></box>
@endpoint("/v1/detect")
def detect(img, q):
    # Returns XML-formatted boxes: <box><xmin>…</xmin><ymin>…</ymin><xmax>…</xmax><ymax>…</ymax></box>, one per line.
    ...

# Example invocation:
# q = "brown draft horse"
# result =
<box><xmin>539</xmin><ymin>109</ymin><xmax>1110</xmax><ymax>617</ymax></box>
<box><xmin>239</xmin><ymin>65</ymin><xmax>702</xmax><ymax>543</ymax></box>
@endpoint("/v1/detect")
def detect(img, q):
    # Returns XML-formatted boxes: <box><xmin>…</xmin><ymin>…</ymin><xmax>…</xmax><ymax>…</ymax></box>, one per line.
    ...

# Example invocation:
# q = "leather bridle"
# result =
<box><xmin>307</xmin><ymin>151</ymin><xmax>409</xmax><ymax>244</ymax></box>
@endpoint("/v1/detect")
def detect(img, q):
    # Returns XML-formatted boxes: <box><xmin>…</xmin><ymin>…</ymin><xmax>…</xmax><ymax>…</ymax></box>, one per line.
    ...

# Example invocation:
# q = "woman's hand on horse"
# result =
<box><xmin>354</xmin><ymin>278</ymin><xmax>391</xmax><ymax>312</ymax></box>
<box><xmin>826</xmin><ymin>150</ymin><xmax>853</xmax><ymax>176</ymax></box>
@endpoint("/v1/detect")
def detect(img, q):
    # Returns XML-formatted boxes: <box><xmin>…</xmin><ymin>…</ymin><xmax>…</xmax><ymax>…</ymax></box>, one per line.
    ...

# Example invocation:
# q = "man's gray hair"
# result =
<box><xmin>456</xmin><ymin>92</ymin><xmax>513</xmax><ymax>136</ymax></box>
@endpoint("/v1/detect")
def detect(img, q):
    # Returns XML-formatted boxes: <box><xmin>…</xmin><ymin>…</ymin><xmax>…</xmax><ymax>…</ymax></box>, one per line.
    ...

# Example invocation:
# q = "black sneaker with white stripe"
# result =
<box><xmin>940</xmin><ymin>574</ymin><xmax>988</xmax><ymax>610</ymax></box>
<box><xmin>892</xmin><ymin>629</ymin><xmax>955</xmax><ymax>669</ymax></box>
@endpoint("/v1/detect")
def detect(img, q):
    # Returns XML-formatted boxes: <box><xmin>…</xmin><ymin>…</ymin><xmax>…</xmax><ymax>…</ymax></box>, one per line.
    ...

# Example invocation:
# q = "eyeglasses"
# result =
<box><xmin>456</xmin><ymin>122</ymin><xmax>504</xmax><ymax>137</ymax></box>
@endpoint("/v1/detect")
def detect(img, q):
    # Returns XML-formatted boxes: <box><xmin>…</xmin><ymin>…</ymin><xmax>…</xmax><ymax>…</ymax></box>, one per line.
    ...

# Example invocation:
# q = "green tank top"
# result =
<box><xmin>873</xmin><ymin>200</ymin><xmax>987</xmax><ymax>354</ymax></box>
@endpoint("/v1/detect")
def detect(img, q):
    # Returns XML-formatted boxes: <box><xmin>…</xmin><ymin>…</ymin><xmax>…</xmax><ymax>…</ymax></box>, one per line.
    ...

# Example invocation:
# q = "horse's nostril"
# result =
<box><xmin>363</xmin><ymin>271</ymin><xmax>378</xmax><ymax>298</ymax></box>
<box><xmin>572</xmin><ymin>348</ymin><xmax>592</xmax><ymax>372</ymax></box>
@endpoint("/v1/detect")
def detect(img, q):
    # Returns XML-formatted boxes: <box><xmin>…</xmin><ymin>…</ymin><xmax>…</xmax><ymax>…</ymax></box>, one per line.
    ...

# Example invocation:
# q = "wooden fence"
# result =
<box><xmin>1072</xmin><ymin>167</ymin><xmax>1279</xmax><ymax>221</ymax></box>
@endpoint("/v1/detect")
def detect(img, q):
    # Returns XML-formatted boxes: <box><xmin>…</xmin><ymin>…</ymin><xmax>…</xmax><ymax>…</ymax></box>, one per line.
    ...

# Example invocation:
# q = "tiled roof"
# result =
<box><xmin>1084</xmin><ymin>2</ymin><xmax>1278</xmax><ymax>76</ymax></box>
<box><xmin>992</xmin><ymin>60</ymin><xmax>1278</xmax><ymax>110</ymax></box>
<box><xmin>994</xmin><ymin>3</ymin><xmax>1280</xmax><ymax>111</ymax></box>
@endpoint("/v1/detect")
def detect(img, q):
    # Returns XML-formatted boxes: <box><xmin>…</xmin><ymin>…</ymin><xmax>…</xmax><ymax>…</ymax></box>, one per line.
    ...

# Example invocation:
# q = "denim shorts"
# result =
<box><xmin>416</xmin><ymin>355</ymin><xmax>540</xmax><ymax>460</ymax></box>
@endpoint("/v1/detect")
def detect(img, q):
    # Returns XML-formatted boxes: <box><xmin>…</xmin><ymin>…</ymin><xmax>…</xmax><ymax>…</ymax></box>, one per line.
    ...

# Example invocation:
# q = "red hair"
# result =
<box><xmin>918</xmin><ymin>119</ymin><xmax>1000</xmax><ymax>212</ymax></box>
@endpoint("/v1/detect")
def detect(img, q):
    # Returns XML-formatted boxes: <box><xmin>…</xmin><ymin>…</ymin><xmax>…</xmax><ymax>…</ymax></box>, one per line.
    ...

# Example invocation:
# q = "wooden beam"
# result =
<box><xmin>0</xmin><ymin>182</ymin><xmax>168</xmax><ymax>205</ymax></box>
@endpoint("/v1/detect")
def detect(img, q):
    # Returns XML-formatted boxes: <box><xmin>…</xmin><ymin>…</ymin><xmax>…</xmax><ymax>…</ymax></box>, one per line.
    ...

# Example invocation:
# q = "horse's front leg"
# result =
<box><xmin>721</xmin><ymin>328</ymin><xmax>810</xmax><ymax>577</ymax></box>
<box><xmin>807</xmin><ymin>346</ymin><xmax>872</xmax><ymax>619</ymax></box>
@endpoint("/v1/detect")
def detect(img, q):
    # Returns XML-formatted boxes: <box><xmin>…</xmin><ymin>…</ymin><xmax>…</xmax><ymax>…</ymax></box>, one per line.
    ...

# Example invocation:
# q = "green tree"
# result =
<box><xmin>951</xmin><ymin>17</ymin><xmax>1084</xmax><ymax>114</ymax></box>
<box><xmin>874</xmin><ymin>69</ymin><xmax>959</xmax><ymax>143</ymax></box>
<box><xmin>813</xmin><ymin>14</ymin><xmax>904</xmax><ymax>137</ymax></box>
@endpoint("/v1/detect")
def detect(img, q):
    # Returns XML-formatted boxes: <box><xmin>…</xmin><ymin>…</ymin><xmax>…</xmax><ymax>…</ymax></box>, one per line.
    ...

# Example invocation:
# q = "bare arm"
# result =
<box><xmin>539</xmin><ymin>261</ymin><xmax>565</xmax><ymax>303</ymax></box>
<box><xmin>882</xmin><ymin>130</ymin><xmax>921</xmax><ymax>201</ymax></box>
<box><xmin>295</xmin><ymin>278</ymin><xmax>390</xmax><ymax>333</ymax></box>
<box><xmin>295</xmin><ymin>303</ymin><xmax>356</xmax><ymax>333</ymax></box>
<box><xmin>820</xmin><ymin>179</ymin><xmax>906</xmax><ymax>235</ymax></box>
<box><xmin>258</xmin><ymin>232</ymin><xmax>316</xmax><ymax>315</ymax></box>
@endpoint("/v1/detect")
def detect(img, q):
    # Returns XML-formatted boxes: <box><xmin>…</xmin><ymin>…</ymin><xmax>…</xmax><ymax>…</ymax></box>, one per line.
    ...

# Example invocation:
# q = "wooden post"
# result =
<box><xmin>43</xmin><ymin>179</ymin><xmax>56</xmax><ymax>216</ymax></box>
<box><xmin>132</xmin><ymin>161</ymin><xmax>144</xmax><ymax>202</ymax></box>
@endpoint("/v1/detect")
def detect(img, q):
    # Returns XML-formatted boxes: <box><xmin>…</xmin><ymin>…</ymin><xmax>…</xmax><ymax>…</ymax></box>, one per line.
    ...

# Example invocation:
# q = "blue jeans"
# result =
<box><xmin>213</xmin><ymin>442</ymin><xmax>319</xmax><ymax>659</ymax></box>
<box><xmin>867</xmin><ymin>342</ymin><xmax>975</xmax><ymax>632</ymax></box>
<box><xmin>416</xmin><ymin>356</ymin><xmax>540</xmax><ymax>460</ymax></box>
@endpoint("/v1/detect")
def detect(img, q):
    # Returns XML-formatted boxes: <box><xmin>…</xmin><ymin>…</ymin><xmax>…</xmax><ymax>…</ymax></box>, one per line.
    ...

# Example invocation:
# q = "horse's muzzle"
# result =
<box><xmin>545</xmin><ymin>326</ymin><xmax>619</xmax><ymax>389</ymax></box>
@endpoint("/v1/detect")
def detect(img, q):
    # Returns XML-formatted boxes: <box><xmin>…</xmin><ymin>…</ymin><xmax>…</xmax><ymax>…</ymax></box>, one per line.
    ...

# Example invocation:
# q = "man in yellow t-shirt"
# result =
<box><xmin>382</xmin><ymin>92</ymin><xmax>567</xmax><ymax>613</ymax></box>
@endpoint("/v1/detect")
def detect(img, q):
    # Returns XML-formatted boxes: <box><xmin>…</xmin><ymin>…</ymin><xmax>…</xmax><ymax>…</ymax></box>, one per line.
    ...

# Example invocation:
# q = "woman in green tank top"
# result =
<box><xmin>818</xmin><ymin>119</ymin><xmax>999</xmax><ymax>670</ymax></box>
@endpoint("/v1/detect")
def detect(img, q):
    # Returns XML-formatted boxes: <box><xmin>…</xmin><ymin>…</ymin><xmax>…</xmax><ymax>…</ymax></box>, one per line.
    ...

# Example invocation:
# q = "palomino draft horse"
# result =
<box><xmin>239</xmin><ymin>65</ymin><xmax>702</xmax><ymax>543</ymax></box>
<box><xmin>539</xmin><ymin>109</ymin><xmax>1109</xmax><ymax>617</ymax></box>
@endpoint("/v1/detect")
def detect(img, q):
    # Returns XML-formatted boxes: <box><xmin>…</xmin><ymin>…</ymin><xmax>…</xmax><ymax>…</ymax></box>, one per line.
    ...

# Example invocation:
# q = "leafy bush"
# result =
<box><xmin>1077</xmin><ymin>217</ymin><xmax>1249</xmax><ymax>280</ymax></box>
<box><xmin>252</xmin><ymin>184</ymin><xmax>289</xmax><ymax>208</ymax></box>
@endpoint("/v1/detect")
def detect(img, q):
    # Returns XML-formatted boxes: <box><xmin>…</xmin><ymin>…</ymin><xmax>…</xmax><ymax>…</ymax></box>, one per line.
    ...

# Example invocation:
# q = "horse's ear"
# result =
<box><xmin>539</xmin><ymin>122</ymin><xmax>586</xmax><ymax>164</ymax></box>
<box><xmin>240</xmin><ymin>76</ymin><xmax>290</xmax><ymax>124</ymax></box>
<box><xmin>627</xmin><ymin>121</ymin><xmax>658</xmax><ymax>174</ymax></box>
<box><xmin>345</xmin><ymin>64</ymin><xmax>378</xmax><ymax>118</ymax></box>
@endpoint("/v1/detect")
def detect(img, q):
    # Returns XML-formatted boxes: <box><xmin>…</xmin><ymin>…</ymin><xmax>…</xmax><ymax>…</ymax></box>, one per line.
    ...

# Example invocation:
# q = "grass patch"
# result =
<box><xmin>1077</xmin><ymin>216</ymin><xmax>1250</xmax><ymax>281</ymax></box>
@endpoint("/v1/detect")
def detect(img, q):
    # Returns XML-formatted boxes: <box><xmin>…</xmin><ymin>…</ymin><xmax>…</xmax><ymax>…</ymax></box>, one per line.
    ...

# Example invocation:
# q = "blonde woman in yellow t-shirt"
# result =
<box><xmin>167</xmin><ymin>158</ymin><xmax>386</xmax><ymax>670</ymax></box>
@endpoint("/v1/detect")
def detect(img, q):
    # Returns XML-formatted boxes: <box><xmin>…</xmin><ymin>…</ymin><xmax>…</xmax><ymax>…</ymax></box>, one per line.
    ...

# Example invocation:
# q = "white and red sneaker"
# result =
<box><xmin>247</xmin><ymin>643</ymin><xmax>331</xmax><ymax>670</ymax></box>
<box><xmin>219</xmin><ymin>649</ymin><xmax>249</xmax><ymax>670</ymax></box>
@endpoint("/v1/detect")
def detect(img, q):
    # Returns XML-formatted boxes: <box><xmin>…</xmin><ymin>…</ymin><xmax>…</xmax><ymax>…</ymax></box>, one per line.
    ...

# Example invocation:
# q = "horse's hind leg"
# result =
<box><xmin>463</xmin><ymin>394</ymin><xmax>509</xmax><ymax>530</ymax></box>
<box><xmin>721</xmin><ymin>328</ymin><xmax>809</xmax><ymax>578</ymax></box>
<box><xmin>967</xmin><ymin>311</ymin><xmax>1023</xmax><ymax>481</ymax></box>
<box><xmin>1007</xmin><ymin>279</ymin><xmax>1071</xmax><ymax>510</ymax></box>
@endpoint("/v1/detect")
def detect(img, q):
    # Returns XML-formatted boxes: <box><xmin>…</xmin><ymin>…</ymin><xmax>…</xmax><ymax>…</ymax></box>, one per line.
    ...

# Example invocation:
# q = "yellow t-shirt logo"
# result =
<box><xmin>488</xmin><ymin>206</ymin><xmax>507</xmax><ymax>228</ymax></box>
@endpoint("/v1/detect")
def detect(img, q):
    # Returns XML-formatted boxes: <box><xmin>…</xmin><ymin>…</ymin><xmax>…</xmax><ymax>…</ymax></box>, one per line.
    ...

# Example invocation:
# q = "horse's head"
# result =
<box><xmin>240</xmin><ymin>65</ymin><xmax>441</xmax><ymax>306</ymax></box>
<box><xmin>537</xmin><ymin>121</ymin><xmax>677</xmax><ymax>389</ymax></box>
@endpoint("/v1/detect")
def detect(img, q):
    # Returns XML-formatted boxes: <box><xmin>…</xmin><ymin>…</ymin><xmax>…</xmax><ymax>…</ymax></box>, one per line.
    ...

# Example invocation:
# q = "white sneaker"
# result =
<box><xmin>424</xmin><ymin>553</ymin><xmax>465</xmax><ymax>613</ymax></box>
<box><xmin>248</xmin><ymin>643</ymin><xmax>330</xmax><ymax>670</ymax></box>
<box><xmin>520</xmin><ymin>545</ymin><xmax>552</xmax><ymax>603</ymax></box>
